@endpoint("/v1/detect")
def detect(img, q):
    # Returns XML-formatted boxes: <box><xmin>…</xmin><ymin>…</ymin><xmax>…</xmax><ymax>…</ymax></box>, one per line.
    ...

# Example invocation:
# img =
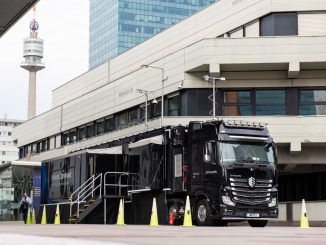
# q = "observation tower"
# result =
<box><xmin>21</xmin><ymin>6</ymin><xmax>45</xmax><ymax>120</ymax></box>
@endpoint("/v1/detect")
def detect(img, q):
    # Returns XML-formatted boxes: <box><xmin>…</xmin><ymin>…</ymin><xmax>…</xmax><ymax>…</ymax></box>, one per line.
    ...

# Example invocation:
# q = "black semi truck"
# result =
<box><xmin>41</xmin><ymin>119</ymin><xmax>278</xmax><ymax>227</ymax></box>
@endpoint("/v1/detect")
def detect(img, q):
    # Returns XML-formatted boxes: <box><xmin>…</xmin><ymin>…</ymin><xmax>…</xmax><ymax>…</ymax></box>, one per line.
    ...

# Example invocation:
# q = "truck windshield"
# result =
<box><xmin>220</xmin><ymin>142</ymin><xmax>275</xmax><ymax>164</ymax></box>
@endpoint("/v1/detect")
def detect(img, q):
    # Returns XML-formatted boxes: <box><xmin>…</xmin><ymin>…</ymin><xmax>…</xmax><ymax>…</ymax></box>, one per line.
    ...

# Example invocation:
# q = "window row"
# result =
<box><xmin>119</xmin><ymin>24</ymin><xmax>162</xmax><ymax>35</ymax></box>
<box><xmin>19</xmin><ymin>88</ymin><xmax>326</xmax><ymax>159</ymax></box>
<box><xmin>0</xmin><ymin>132</ymin><xmax>12</xmax><ymax>137</ymax></box>
<box><xmin>222</xmin><ymin>12</ymin><xmax>298</xmax><ymax>38</ymax></box>
<box><xmin>19</xmin><ymin>94</ymin><xmax>181</xmax><ymax>158</ymax></box>
<box><xmin>1</xmin><ymin>151</ymin><xmax>17</xmax><ymax>156</ymax></box>
<box><xmin>0</xmin><ymin>122</ymin><xmax>20</xmax><ymax>127</ymax></box>
<box><xmin>118</xmin><ymin>2</ymin><xmax>211</xmax><ymax>16</ymax></box>
<box><xmin>222</xmin><ymin>89</ymin><xmax>326</xmax><ymax>116</ymax></box>
<box><xmin>61</xmin><ymin>94</ymin><xmax>180</xmax><ymax>145</ymax></box>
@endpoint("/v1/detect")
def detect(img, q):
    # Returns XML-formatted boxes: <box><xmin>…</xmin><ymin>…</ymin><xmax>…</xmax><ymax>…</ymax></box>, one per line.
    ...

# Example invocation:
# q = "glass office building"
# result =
<box><xmin>89</xmin><ymin>0</ymin><xmax>216</xmax><ymax>69</ymax></box>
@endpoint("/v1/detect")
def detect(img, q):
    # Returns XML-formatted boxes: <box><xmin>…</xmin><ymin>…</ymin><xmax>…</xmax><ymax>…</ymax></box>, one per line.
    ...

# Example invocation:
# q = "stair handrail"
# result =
<box><xmin>104</xmin><ymin>171</ymin><xmax>148</xmax><ymax>197</ymax></box>
<box><xmin>69</xmin><ymin>173</ymin><xmax>102</xmax><ymax>218</ymax></box>
<box><xmin>70</xmin><ymin>175</ymin><xmax>95</xmax><ymax>201</ymax></box>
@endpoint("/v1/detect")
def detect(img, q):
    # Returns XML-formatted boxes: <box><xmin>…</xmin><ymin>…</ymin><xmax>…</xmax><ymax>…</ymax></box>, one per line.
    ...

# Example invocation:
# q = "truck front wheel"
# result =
<box><xmin>248</xmin><ymin>220</ymin><xmax>268</xmax><ymax>227</ymax></box>
<box><xmin>195</xmin><ymin>199</ymin><xmax>213</xmax><ymax>226</ymax></box>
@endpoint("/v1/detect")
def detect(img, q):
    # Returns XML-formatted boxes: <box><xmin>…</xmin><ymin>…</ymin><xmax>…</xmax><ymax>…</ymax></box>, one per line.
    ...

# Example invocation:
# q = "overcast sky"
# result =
<box><xmin>0</xmin><ymin>0</ymin><xmax>89</xmax><ymax>121</ymax></box>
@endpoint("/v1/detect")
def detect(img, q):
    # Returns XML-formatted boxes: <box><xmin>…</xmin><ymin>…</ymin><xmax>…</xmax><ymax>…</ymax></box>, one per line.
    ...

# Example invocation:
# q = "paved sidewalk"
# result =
<box><xmin>0</xmin><ymin>224</ymin><xmax>326</xmax><ymax>245</ymax></box>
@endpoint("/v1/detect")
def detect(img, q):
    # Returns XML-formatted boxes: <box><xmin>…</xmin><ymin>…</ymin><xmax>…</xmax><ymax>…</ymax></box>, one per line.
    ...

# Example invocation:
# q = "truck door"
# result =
<box><xmin>189</xmin><ymin>141</ymin><xmax>204</xmax><ymax>187</ymax></box>
<box><xmin>203</xmin><ymin>141</ymin><xmax>219</xmax><ymax>187</ymax></box>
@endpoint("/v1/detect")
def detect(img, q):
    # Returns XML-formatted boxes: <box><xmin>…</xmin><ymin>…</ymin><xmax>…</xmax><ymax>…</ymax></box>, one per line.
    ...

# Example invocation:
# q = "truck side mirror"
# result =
<box><xmin>204</xmin><ymin>154</ymin><xmax>211</xmax><ymax>162</ymax></box>
<box><xmin>204</xmin><ymin>141</ymin><xmax>215</xmax><ymax>163</ymax></box>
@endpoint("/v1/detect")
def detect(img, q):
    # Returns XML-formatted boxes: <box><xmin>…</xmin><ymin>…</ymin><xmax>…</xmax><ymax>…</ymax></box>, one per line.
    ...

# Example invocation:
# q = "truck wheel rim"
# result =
<box><xmin>197</xmin><ymin>205</ymin><xmax>207</xmax><ymax>222</ymax></box>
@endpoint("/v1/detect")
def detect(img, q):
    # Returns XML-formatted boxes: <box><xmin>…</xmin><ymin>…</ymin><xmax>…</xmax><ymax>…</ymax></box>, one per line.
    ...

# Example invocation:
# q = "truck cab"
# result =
<box><xmin>187</xmin><ymin>120</ymin><xmax>278</xmax><ymax>227</ymax></box>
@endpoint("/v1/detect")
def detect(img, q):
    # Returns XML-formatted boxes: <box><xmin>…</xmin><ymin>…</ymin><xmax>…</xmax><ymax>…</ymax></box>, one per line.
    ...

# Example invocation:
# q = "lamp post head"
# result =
<box><xmin>203</xmin><ymin>75</ymin><xmax>226</xmax><ymax>82</ymax></box>
<box><xmin>152</xmin><ymin>98</ymin><xmax>158</xmax><ymax>105</ymax></box>
<box><xmin>203</xmin><ymin>75</ymin><xmax>211</xmax><ymax>82</ymax></box>
<box><xmin>141</xmin><ymin>65</ymin><xmax>148</xmax><ymax>68</ymax></box>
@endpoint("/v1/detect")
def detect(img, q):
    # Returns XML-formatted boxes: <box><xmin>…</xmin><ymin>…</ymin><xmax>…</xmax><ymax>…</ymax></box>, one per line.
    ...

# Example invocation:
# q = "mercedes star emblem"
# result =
<box><xmin>248</xmin><ymin>177</ymin><xmax>256</xmax><ymax>188</ymax></box>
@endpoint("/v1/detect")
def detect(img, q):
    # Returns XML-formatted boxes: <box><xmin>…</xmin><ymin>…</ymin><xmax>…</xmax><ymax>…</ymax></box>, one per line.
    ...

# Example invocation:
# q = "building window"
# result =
<box><xmin>86</xmin><ymin>124</ymin><xmax>95</xmax><ymax>138</ymax></box>
<box><xmin>96</xmin><ymin>120</ymin><xmax>105</xmax><ymax>135</ymax></box>
<box><xmin>223</xmin><ymin>91</ymin><xmax>252</xmax><ymax>116</ymax></box>
<box><xmin>168</xmin><ymin>94</ymin><xmax>180</xmax><ymax>116</ymax></box>
<box><xmin>299</xmin><ymin>89</ymin><xmax>326</xmax><ymax>115</ymax></box>
<box><xmin>63</xmin><ymin>132</ymin><xmax>70</xmax><ymax>145</ymax></box>
<box><xmin>152</xmin><ymin>99</ymin><xmax>162</xmax><ymax>118</ymax></box>
<box><xmin>19</xmin><ymin>148</ymin><xmax>24</xmax><ymax>158</ymax></box>
<box><xmin>32</xmin><ymin>144</ymin><xmax>37</xmax><ymax>154</ymax></box>
<box><xmin>78</xmin><ymin>127</ymin><xmax>86</xmax><ymax>140</ymax></box>
<box><xmin>24</xmin><ymin>146</ymin><xmax>28</xmax><ymax>156</ymax></box>
<box><xmin>1</xmin><ymin>151</ymin><xmax>5</xmax><ymax>155</ymax></box>
<box><xmin>105</xmin><ymin>116</ymin><xmax>115</xmax><ymax>132</ymax></box>
<box><xmin>256</xmin><ymin>90</ymin><xmax>286</xmax><ymax>115</ymax></box>
<box><xmin>260</xmin><ymin>13</ymin><xmax>298</xmax><ymax>36</ymax></box>
<box><xmin>70</xmin><ymin>130</ymin><xmax>77</xmax><ymax>143</ymax></box>
<box><xmin>118</xmin><ymin>112</ymin><xmax>128</xmax><ymax>126</ymax></box>
<box><xmin>37</xmin><ymin>142</ymin><xmax>41</xmax><ymax>153</ymax></box>
<box><xmin>140</xmin><ymin>103</ymin><xmax>150</xmax><ymax>122</ymax></box>
<box><xmin>223</xmin><ymin>89</ymin><xmax>286</xmax><ymax>116</ymax></box>
<box><xmin>128</xmin><ymin>108</ymin><xmax>138</xmax><ymax>123</ymax></box>
<box><xmin>41</xmin><ymin>140</ymin><xmax>47</xmax><ymax>152</ymax></box>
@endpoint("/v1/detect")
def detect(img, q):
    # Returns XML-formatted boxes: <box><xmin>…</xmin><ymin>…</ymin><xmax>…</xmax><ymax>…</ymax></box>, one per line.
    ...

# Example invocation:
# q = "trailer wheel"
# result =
<box><xmin>195</xmin><ymin>199</ymin><xmax>213</xmax><ymax>226</ymax></box>
<box><xmin>248</xmin><ymin>220</ymin><xmax>268</xmax><ymax>227</ymax></box>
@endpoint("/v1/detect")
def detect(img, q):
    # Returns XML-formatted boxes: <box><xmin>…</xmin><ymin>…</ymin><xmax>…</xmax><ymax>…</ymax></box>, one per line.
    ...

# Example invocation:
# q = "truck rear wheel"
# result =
<box><xmin>248</xmin><ymin>220</ymin><xmax>268</xmax><ymax>227</ymax></box>
<box><xmin>195</xmin><ymin>199</ymin><xmax>213</xmax><ymax>226</ymax></box>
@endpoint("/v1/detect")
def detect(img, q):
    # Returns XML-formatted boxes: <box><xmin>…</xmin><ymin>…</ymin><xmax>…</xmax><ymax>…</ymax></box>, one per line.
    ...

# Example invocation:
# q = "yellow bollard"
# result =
<box><xmin>26</xmin><ymin>207</ymin><xmax>31</xmax><ymax>224</ymax></box>
<box><xmin>116</xmin><ymin>199</ymin><xmax>126</xmax><ymax>225</ymax></box>
<box><xmin>300</xmin><ymin>199</ymin><xmax>309</xmax><ymax>228</ymax></box>
<box><xmin>183</xmin><ymin>196</ymin><xmax>192</xmax><ymax>227</ymax></box>
<box><xmin>31</xmin><ymin>208</ymin><xmax>36</xmax><ymax>224</ymax></box>
<box><xmin>54</xmin><ymin>204</ymin><xmax>61</xmax><ymax>224</ymax></box>
<box><xmin>149</xmin><ymin>198</ymin><xmax>159</xmax><ymax>227</ymax></box>
<box><xmin>41</xmin><ymin>206</ymin><xmax>47</xmax><ymax>224</ymax></box>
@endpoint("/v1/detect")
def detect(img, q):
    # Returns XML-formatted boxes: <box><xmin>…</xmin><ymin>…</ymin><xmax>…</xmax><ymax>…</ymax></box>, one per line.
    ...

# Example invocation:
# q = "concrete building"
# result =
<box><xmin>89</xmin><ymin>0</ymin><xmax>215</xmax><ymax>68</ymax></box>
<box><xmin>13</xmin><ymin>0</ymin><xmax>326</xmax><ymax>223</ymax></box>
<box><xmin>0</xmin><ymin>117</ymin><xmax>24</xmax><ymax>164</ymax></box>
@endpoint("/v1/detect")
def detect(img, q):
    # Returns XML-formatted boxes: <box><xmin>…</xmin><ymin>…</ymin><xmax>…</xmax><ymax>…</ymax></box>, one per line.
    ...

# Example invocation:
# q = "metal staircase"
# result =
<box><xmin>69</xmin><ymin>173</ymin><xmax>103</xmax><ymax>224</ymax></box>
<box><xmin>68</xmin><ymin>171</ymin><xmax>151</xmax><ymax>224</ymax></box>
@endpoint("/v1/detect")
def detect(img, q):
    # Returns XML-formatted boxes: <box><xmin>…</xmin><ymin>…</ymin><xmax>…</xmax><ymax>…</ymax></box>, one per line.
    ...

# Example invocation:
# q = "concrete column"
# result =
<box><xmin>27</xmin><ymin>71</ymin><xmax>37</xmax><ymax>120</ymax></box>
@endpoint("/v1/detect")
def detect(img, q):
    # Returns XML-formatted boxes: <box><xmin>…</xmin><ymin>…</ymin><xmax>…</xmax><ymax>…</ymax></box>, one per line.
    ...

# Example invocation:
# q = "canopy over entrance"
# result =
<box><xmin>87</xmin><ymin>145</ymin><xmax>123</xmax><ymax>155</ymax></box>
<box><xmin>128</xmin><ymin>135</ymin><xmax>164</xmax><ymax>149</ymax></box>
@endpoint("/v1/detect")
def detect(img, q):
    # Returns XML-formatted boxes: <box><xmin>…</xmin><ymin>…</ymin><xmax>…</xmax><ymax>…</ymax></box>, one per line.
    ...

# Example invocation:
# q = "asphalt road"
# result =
<box><xmin>0</xmin><ymin>223</ymin><xmax>326</xmax><ymax>245</ymax></box>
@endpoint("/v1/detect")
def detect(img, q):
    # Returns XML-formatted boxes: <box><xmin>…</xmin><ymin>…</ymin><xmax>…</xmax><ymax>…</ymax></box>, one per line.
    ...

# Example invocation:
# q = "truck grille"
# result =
<box><xmin>229</xmin><ymin>178</ymin><xmax>272</xmax><ymax>205</ymax></box>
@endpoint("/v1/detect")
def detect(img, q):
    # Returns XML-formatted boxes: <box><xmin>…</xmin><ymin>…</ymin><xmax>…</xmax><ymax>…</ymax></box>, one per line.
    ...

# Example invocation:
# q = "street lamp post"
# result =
<box><xmin>203</xmin><ymin>75</ymin><xmax>226</xmax><ymax>120</ymax></box>
<box><xmin>141</xmin><ymin>65</ymin><xmax>166</xmax><ymax>127</ymax></box>
<box><xmin>137</xmin><ymin>89</ymin><xmax>156</xmax><ymax>129</ymax></box>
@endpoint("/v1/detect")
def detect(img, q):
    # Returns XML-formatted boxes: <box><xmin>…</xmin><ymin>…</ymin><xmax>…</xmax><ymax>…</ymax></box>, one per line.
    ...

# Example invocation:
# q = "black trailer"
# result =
<box><xmin>40</xmin><ymin>119</ymin><xmax>278</xmax><ymax>227</ymax></box>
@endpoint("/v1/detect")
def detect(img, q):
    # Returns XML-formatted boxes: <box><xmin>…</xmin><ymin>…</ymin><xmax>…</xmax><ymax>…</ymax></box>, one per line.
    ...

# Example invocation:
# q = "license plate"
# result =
<box><xmin>246</xmin><ymin>213</ymin><xmax>260</xmax><ymax>218</ymax></box>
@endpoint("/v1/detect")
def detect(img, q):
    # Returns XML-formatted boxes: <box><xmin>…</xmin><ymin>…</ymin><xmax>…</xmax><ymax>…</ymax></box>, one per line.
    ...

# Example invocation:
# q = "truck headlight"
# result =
<box><xmin>268</xmin><ymin>197</ymin><xmax>277</xmax><ymax>207</ymax></box>
<box><xmin>222</xmin><ymin>196</ymin><xmax>235</xmax><ymax>206</ymax></box>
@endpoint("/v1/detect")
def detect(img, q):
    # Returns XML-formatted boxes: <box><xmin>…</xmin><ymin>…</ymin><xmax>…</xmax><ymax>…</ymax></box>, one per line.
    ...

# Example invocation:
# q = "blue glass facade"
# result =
<box><xmin>89</xmin><ymin>0</ymin><xmax>216</xmax><ymax>69</ymax></box>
